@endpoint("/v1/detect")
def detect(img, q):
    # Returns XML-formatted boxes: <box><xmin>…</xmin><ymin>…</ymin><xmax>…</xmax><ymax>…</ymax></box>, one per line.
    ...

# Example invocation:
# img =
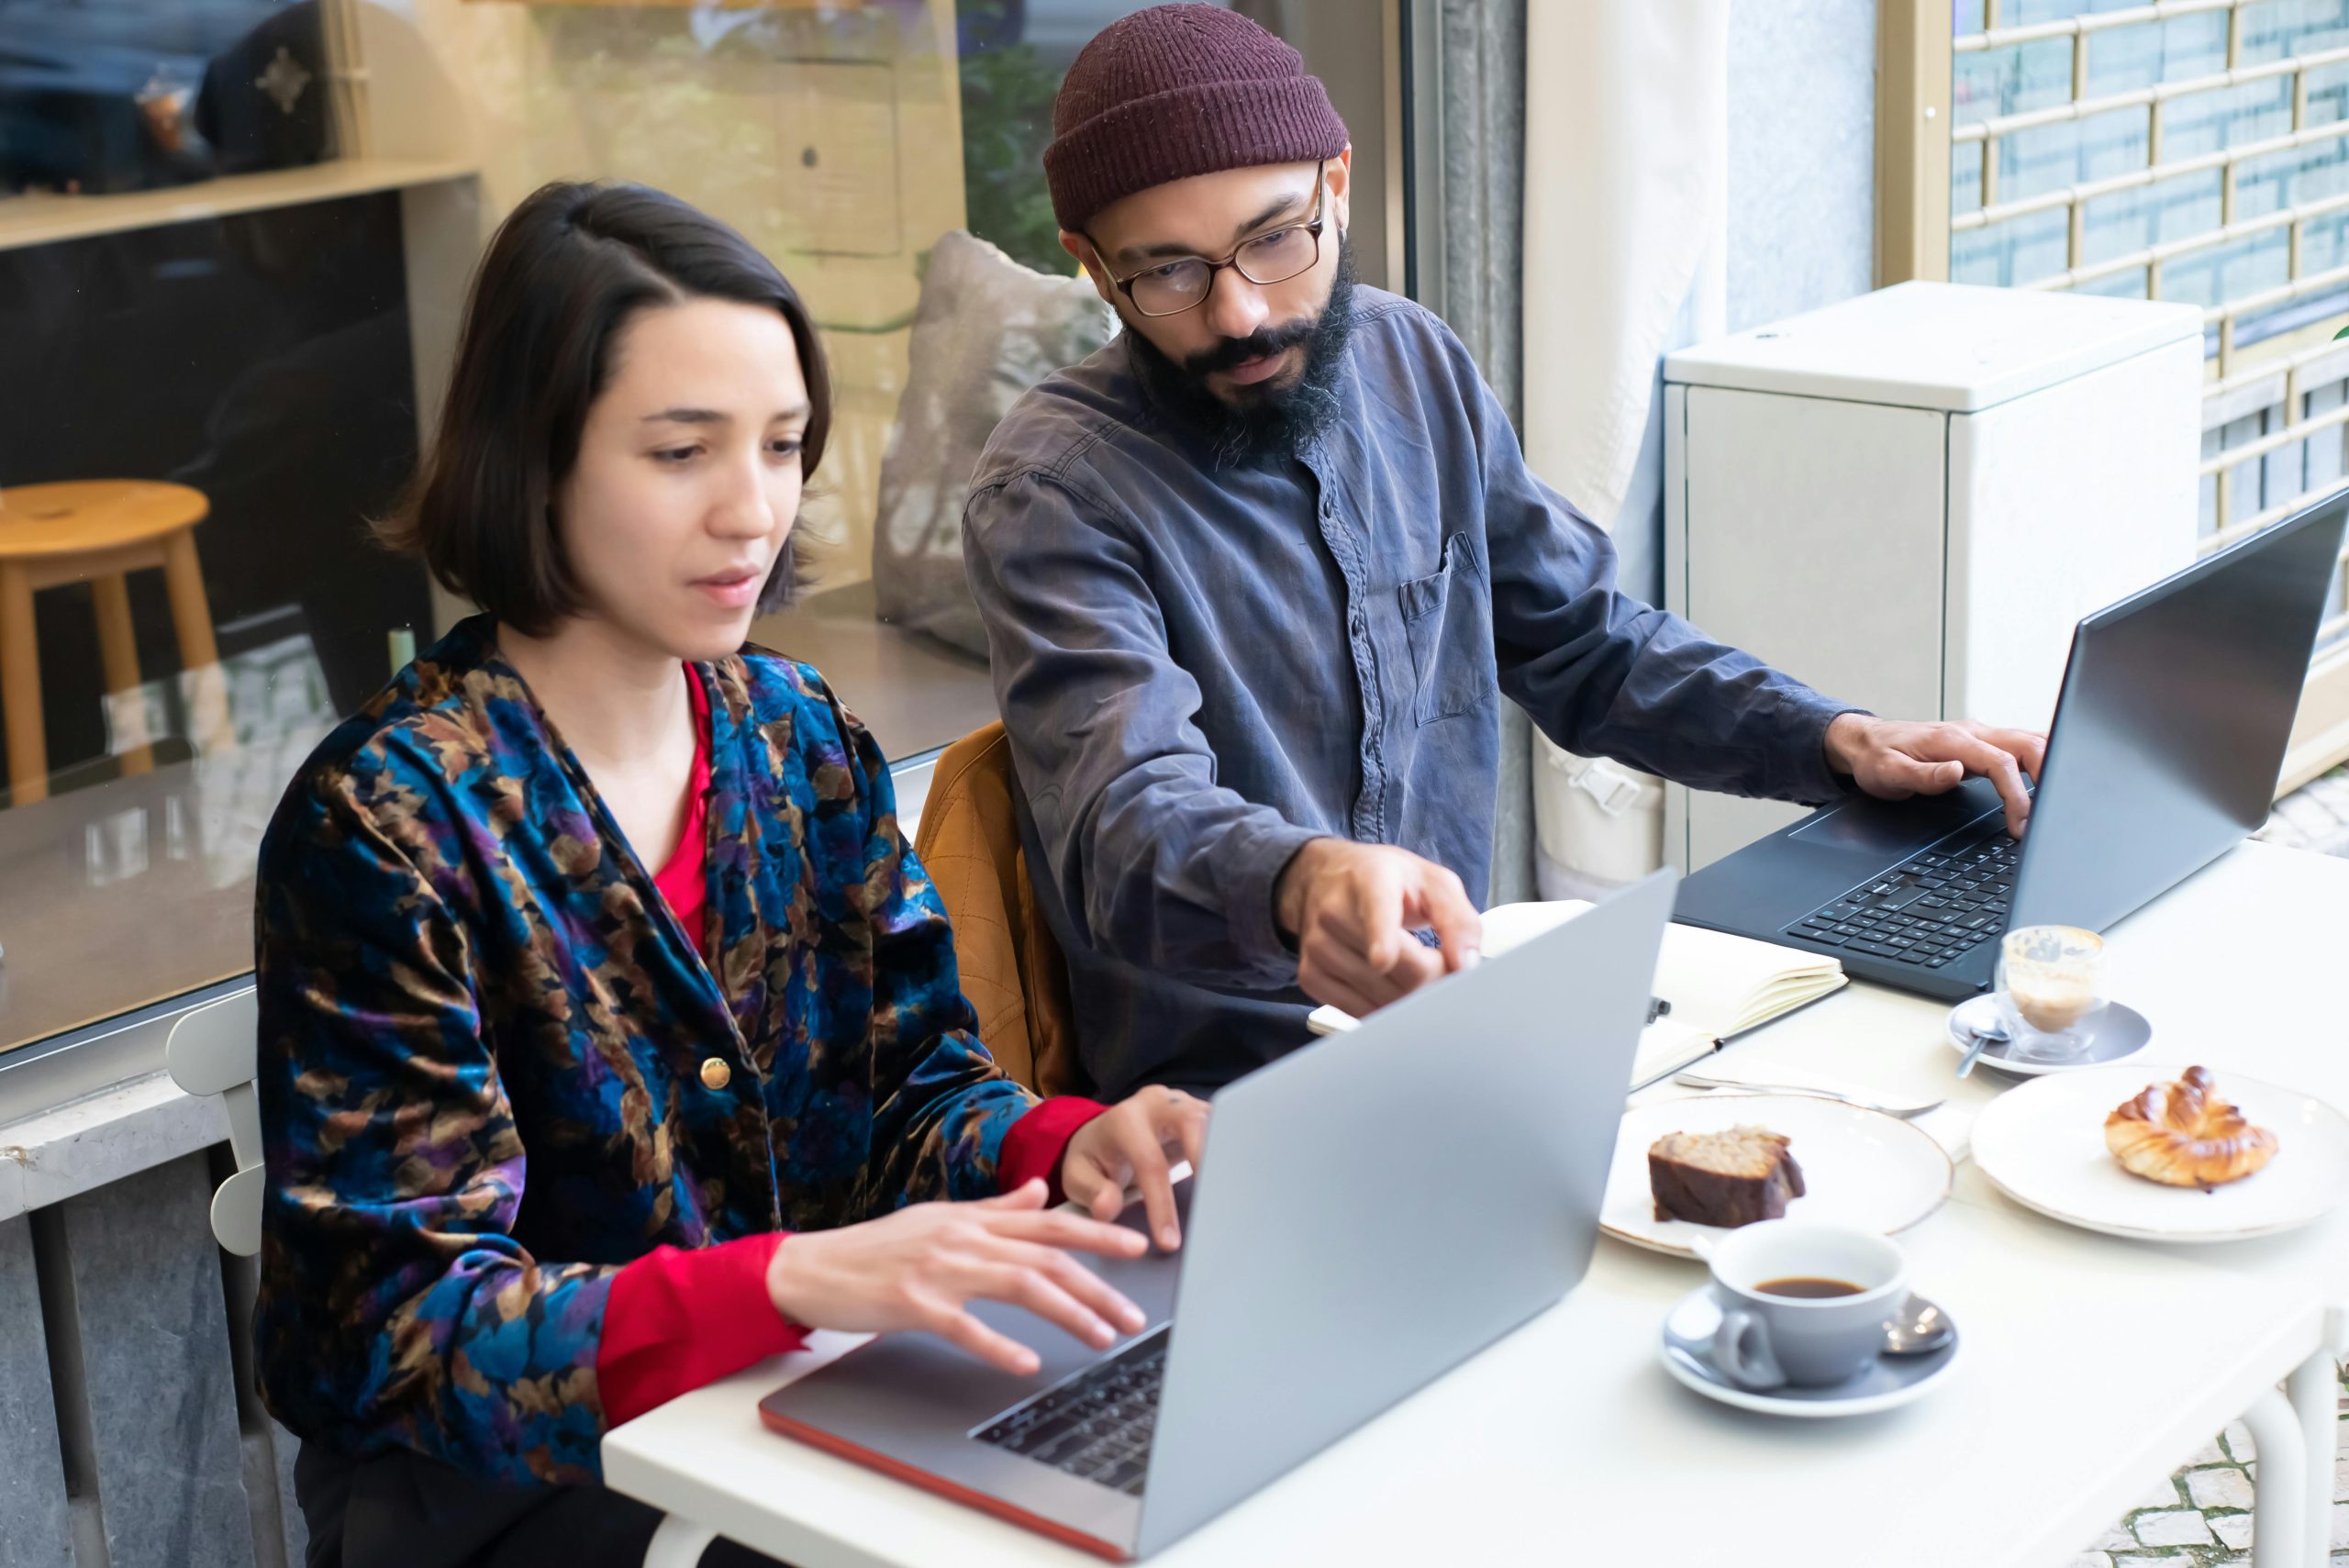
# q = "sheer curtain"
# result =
<box><xmin>1520</xmin><ymin>1</ymin><xmax>1731</xmax><ymax>895</ymax></box>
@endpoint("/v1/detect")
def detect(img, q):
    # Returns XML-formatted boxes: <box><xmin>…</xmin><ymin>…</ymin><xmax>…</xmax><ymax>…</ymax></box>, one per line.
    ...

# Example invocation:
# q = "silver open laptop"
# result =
<box><xmin>759</xmin><ymin>868</ymin><xmax>1678</xmax><ymax>1560</ymax></box>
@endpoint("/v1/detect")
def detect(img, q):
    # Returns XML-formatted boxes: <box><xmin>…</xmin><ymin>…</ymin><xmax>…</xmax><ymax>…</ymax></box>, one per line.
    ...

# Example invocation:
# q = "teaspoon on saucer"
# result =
<box><xmin>1883</xmin><ymin>1292</ymin><xmax>1954</xmax><ymax>1355</ymax></box>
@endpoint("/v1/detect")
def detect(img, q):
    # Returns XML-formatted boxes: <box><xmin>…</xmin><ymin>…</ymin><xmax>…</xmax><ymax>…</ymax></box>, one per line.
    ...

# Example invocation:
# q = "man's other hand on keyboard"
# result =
<box><xmin>1823</xmin><ymin>715</ymin><xmax>2048</xmax><ymax>839</ymax></box>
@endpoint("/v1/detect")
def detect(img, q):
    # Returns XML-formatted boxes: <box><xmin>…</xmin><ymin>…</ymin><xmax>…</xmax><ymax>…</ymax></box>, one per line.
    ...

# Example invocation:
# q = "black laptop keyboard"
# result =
<box><xmin>1780</xmin><ymin>826</ymin><xmax>2021</xmax><ymax>970</ymax></box>
<box><xmin>973</xmin><ymin>1328</ymin><xmax>1166</xmax><ymax>1496</ymax></box>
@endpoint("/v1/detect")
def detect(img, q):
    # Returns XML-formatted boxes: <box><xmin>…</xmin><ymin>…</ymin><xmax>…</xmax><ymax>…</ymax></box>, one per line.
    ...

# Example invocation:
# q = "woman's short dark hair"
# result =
<box><xmin>381</xmin><ymin>181</ymin><xmax>832</xmax><ymax>635</ymax></box>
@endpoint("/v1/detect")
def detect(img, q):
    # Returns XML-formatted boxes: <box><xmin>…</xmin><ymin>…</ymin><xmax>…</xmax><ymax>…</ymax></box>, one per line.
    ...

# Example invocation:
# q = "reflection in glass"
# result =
<box><xmin>0</xmin><ymin>192</ymin><xmax>426</xmax><ymax>1052</ymax></box>
<box><xmin>0</xmin><ymin>0</ymin><xmax>1271</xmax><ymax>1054</ymax></box>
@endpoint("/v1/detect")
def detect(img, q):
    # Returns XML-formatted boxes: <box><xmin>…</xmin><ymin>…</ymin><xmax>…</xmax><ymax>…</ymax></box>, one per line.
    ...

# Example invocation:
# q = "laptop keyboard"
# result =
<box><xmin>1780</xmin><ymin>826</ymin><xmax>2021</xmax><ymax>970</ymax></box>
<box><xmin>972</xmin><ymin>1328</ymin><xmax>1166</xmax><ymax>1496</ymax></box>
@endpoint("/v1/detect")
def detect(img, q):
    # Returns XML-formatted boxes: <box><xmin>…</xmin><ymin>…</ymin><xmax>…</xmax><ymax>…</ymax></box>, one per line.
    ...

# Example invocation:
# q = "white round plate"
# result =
<box><xmin>1659</xmin><ymin>1286</ymin><xmax>1962</xmax><ymax>1418</ymax></box>
<box><xmin>1944</xmin><ymin>994</ymin><xmax>2152</xmax><ymax>1077</ymax></box>
<box><xmin>1969</xmin><ymin>1065</ymin><xmax>2349</xmax><ymax>1243</ymax></box>
<box><xmin>1602</xmin><ymin>1095</ymin><xmax>1954</xmax><ymax>1259</ymax></box>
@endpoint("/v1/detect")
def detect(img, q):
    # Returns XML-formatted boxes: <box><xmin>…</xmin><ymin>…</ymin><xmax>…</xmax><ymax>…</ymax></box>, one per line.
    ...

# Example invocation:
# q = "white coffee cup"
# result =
<box><xmin>1700</xmin><ymin>1221</ymin><xmax>1907</xmax><ymax>1390</ymax></box>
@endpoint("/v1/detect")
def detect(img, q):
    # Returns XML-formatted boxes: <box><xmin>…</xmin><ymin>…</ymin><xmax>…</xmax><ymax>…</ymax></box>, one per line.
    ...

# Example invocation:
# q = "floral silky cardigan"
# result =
<box><xmin>251</xmin><ymin>617</ymin><xmax>1038</xmax><ymax>1486</ymax></box>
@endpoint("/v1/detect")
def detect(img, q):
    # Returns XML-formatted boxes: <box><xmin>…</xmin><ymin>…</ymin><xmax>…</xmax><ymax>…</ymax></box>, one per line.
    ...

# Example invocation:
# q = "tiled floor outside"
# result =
<box><xmin>2068</xmin><ymin>768</ymin><xmax>2349</xmax><ymax>1565</ymax></box>
<box><xmin>2260</xmin><ymin>769</ymin><xmax>2349</xmax><ymax>862</ymax></box>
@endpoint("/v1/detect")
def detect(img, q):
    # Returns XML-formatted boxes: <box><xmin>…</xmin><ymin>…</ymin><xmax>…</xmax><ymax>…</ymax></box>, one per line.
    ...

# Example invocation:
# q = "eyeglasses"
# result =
<box><xmin>1089</xmin><ymin>162</ymin><xmax>1328</xmax><ymax>318</ymax></box>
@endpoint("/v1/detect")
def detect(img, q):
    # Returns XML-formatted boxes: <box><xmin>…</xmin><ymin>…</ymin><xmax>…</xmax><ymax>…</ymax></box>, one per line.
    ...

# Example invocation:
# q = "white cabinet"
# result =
<box><xmin>1662</xmin><ymin>281</ymin><xmax>2204</xmax><ymax>872</ymax></box>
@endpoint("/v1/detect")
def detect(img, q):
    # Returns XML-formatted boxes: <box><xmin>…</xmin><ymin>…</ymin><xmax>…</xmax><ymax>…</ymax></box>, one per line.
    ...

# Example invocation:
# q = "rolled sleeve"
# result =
<box><xmin>1222</xmin><ymin>814</ymin><xmax>1324</xmax><ymax>971</ymax></box>
<box><xmin>1779</xmin><ymin>696</ymin><xmax>1871</xmax><ymax>806</ymax></box>
<box><xmin>996</xmin><ymin>1096</ymin><xmax>1111</xmax><ymax>1204</ymax></box>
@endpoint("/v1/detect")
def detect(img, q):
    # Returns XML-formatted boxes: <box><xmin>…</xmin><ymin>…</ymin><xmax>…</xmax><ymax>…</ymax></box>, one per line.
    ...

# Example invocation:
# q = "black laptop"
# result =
<box><xmin>1675</xmin><ymin>488</ymin><xmax>2349</xmax><ymax>1003</ymax></box>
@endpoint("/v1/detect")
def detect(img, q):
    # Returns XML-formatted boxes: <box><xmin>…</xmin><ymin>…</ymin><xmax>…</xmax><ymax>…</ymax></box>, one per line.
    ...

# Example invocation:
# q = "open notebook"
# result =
<box><xmin>1303</xmin><ymin>900</ymin><xmax>1847</xmax><ymax>1087</ymax></box>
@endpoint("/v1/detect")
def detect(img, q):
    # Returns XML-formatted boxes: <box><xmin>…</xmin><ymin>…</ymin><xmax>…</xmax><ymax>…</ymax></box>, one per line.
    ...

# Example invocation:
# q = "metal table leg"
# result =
<box><xmin>2287</xmin><ymin>1348</ymin><xmax>2339</xmax><ymax>1566</ymax></box>
<box><xmin>641</xmin><ymin>1513</ymin><xmax>719</xmax><ymax>1568</ymax></box>
<box><xmin>2243</xmin><ymin>1385</ymin><xmax>2313</xmax><ymax>1567</ymax></box>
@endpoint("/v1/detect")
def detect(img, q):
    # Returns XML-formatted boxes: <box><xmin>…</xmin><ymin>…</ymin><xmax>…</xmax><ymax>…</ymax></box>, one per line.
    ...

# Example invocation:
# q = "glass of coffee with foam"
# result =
<box><xmin>1996</xmin><ymin>924</ymin><xmax>2108</xmax><ymax>1063</ymax></box>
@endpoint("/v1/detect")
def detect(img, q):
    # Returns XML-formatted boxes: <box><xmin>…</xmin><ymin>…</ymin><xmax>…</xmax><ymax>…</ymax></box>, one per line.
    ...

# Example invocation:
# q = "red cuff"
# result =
<box><xmin>597</xmin><ymin>1233</ymin><xmax>807</xmax><ymax>1428</ymax></box>
<box><xmin>998</xmin><ymin>1095</ymin><xmax>1111</xmax><ymax>1205</ymax></box>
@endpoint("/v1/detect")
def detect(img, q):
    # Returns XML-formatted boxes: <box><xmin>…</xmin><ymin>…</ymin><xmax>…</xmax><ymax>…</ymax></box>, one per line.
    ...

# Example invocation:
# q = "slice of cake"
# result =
<box><xmin>1648</xmin><ymin>1126</ymin><xmax>1805</xmax><ymax>1227</ymax></box>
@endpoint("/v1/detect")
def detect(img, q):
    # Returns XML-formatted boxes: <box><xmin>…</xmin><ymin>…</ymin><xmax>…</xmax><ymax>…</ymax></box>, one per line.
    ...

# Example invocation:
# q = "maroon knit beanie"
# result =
<box><xmin>1045</xmin><ymin>5</ymin><xmax>1350</xmax><ymax>234</ymax></box>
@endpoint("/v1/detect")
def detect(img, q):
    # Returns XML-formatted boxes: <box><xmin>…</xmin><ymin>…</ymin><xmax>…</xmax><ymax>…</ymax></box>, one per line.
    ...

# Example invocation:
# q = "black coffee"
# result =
<box><xmin>1755</xmin><ymin>1276</ymin><xmax>1865</xmax><ymax>1299</ymax></box>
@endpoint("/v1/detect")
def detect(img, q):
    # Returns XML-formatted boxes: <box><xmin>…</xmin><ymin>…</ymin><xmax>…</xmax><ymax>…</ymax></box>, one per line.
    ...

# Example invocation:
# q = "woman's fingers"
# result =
<box><xmin>923</xmin><ymin>1301</ymin><xmax>1041</xmax><ymax>1376</ymax></box>
<box><xmin>1171</xmin><ymin>1094</ymin><xmax>1208</xmax><ymax>1173</ymax></box>
<box><xmin>957</xmin><ymin>1259</ymin><xmax>1119</xmax><ymax>1350</ymax></box>
<box><xmin>973</xmin><ymin>1178</ymin><xmax>1052</xmax><ymax>1210</ymax></box>
<box><xmin>984</xmin><ymin>1206</ymin><xmax>1149</xmax><ymax>1258</ymax></box>
<box><xmin>1063</xmin><ymin>1160</ymin><xmax>1128</xmax><ymax>1223</ymax></box>
<box><xmin>1116</xmin><ymin>1118</ymin><xmax>1180</xmax><ymax>1251</ymax></box>
<box><xmin>993</xmin><ymin>1238</ymin><xmax>1146</xmax><ymax>1333</ymax></box>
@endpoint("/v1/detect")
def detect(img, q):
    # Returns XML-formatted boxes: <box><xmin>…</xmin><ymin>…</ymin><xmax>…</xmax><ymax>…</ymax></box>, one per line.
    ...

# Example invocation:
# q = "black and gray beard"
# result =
<box><xmin>1125</xmin><ymin>238</ymin><xmax>1359</xmax><ymax>469</ymax></box>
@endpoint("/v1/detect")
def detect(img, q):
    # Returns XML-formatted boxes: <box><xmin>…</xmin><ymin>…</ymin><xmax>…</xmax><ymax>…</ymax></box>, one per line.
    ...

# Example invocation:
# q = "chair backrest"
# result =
<box><xmin>164</xmin><ymin>986</ymin><xmax>262</xmax><ymax>1256</ymax></box>
<box><xmin>911</xmin><ymin>722</ymin><xmax>1079</xmax><ymax>1096</ymax></box>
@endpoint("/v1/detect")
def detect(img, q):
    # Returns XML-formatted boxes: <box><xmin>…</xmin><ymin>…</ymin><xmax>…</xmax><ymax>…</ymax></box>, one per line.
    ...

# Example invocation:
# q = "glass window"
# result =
<box><xmin>3</xmin><ymin>0</ymin><xmax>420</xmax><ymax>1052</ymax></box>
<box><xmin>0</xmin><ymin>0</ymin><xmax>1375</xmax><ymax>1055</ymax></box>
<box><xmin>1946</xmin><ymin>0</ymin><xmax>2349</xmax><ymax>682</ymax></box>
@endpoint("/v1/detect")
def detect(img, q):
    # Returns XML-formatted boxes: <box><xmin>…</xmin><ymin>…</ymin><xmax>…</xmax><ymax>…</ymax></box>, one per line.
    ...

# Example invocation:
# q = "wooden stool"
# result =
<box><xmin>0</xmin><ymin>480</ymin><xmax>223</xmax><ymax>807</ymax></box>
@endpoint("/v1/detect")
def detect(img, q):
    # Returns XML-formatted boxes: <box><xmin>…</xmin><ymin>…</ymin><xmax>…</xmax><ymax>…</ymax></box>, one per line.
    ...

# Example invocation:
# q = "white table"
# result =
<box><xmin>1728</xmin><ymin>839</ymin><xmax>2349</xmax><ymax>1567</ymax></box>
<box><xmin>606</xmin><ymin>840</ymin><xmax>2349</xmax><ymax>1567</ymax></box>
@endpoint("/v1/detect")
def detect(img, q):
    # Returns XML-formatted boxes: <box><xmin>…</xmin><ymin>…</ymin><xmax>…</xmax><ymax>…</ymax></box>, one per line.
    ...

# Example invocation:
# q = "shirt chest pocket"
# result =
<box><xmin>1398</xmin><ymin>532</ymin><xmax>1498</xmax><ymax>727</ymax></box>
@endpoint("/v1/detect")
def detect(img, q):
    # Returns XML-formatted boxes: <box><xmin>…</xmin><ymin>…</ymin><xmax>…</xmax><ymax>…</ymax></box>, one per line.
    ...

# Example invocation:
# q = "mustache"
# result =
<box><xmin>1182</xmin><ymin>316</ymin><xmax>1319</xmax><ymax>377</ymax></box>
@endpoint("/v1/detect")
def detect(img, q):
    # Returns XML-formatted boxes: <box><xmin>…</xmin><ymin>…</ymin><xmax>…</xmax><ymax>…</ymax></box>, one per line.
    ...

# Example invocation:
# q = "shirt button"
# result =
<box><xmin>700</xmin><ymin>1058</ymin><xmax>732</xmax><ymax>1090</ymax></box>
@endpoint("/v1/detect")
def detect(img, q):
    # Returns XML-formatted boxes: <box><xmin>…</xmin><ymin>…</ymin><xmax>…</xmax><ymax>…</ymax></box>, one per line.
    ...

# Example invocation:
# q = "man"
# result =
<box><xmin>963</xmin><ymin>4</ymin><xmax>2042</xmax><ymax>1100</ymax></box>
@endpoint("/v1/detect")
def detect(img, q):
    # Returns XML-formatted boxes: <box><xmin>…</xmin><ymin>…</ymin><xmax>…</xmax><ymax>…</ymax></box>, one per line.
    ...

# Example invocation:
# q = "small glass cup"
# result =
<box><xmin>1996</xmin><ymin>925</ymin><xmax>2108</xmax><ymax>1063</ymax></box>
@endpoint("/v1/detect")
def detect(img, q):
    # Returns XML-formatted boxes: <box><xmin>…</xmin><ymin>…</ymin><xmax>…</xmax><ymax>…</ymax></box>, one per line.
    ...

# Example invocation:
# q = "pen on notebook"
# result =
<box><xmin>1410</xmin><ymin>928</ymin><xmax>1665</xmax><ymax>1021</ymax></box>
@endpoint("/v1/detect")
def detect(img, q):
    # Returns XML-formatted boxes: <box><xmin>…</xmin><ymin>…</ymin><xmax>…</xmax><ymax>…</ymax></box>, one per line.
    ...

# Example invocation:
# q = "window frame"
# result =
<box><xmin>1876</xmin><ymin>0</ymin><xmax>2349</xmax><ymax>792</ymax></box>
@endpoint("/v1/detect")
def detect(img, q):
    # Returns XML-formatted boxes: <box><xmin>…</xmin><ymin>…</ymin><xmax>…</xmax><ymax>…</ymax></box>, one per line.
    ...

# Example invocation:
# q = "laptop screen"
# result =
<box><xmin>2010</xmin><ymin>489</ymin><xmax>2349</xmax><ymax>935</ymax></box>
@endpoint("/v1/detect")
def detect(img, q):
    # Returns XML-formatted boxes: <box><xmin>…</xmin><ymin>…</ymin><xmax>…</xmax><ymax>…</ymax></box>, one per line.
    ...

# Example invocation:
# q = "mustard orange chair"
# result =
<box><xmin>913</xmin><ymin>721</ymin><xmax>1079</xmax><ymax>1096</ymax></box>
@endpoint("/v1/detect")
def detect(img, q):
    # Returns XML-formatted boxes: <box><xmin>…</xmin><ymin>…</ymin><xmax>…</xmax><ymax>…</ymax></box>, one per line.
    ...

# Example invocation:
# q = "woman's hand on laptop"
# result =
<box><xmin>1061</xmin><ymin>1086</ymin><xmax>1211</xmax><ymax>1252</ymax></box>
<box><xmin>1824</xmin><ymin>714</ymin><xmax>2049</xmax><ymax>839</ymax></box>
<box><xmin>763</xmin><ymin>1183</ymin><xmax>1149</xmax><ymax>1376</ymax></box>
<box><xmin>1276</xmin><ymin>839</ymin><xmax>1484</xmax><ymax>1016</ymax></box>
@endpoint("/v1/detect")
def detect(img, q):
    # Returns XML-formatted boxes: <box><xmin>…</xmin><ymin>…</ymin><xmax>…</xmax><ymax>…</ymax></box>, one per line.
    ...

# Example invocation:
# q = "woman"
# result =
<box><xmin>252</xmin><ymin>181</ymin><xmax>1208</xmax><ymax>1567</ymax></box>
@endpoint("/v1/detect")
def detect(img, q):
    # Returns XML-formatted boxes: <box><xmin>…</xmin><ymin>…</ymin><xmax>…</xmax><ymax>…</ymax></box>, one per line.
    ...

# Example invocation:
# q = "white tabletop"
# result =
<box><xmin>604</xmin><ymin>840</ymin><xmax>2349</xmax><ymax>1566</ymax></box>
<box><xmin>1709</xmin><ymin>842</ymin><xmax>2349</xmax><ymax>1229</ymax></box>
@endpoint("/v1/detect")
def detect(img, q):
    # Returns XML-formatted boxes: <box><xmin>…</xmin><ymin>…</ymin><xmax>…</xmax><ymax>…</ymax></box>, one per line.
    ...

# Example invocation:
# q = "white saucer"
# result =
<box><xmin>1603</xmin><ymin>1095</ymin><xmax>1953</xmax><ymax>1259</ymax></box>
<box><xmin>1970</xmin><ymin>1064</ymin><xmax>2349</xmax><ymax>1242</ymax></box>
<box><xmin>1945</xmin><ymin>994</ymin><xmax>2152</xmax><ymax>1077</ymax></box>
<box><xmin>1658</xmin><ymin>1287</ymin><xmax>1962</xmax><ymax>1418</ymax></box>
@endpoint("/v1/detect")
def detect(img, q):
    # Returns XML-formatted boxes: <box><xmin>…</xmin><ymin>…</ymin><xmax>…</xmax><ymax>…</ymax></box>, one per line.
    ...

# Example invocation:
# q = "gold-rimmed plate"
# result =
<box><xmin>1969</xmin><ymin>1065</ymin><xmax>2349</xmax><ymax>1243</ymax></box>
<box><xmin>1602</xmin><ymin>1094</ymin><xmax>1954</xmax><ymax>1260</ymax></box>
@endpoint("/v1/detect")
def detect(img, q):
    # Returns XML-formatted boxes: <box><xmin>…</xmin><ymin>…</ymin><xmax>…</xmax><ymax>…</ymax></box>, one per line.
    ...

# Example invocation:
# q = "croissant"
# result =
<box><xmin>2104</xmin><ymin>1066</ymin><xmax>2277</xmax><ymax>1189</ymax></box>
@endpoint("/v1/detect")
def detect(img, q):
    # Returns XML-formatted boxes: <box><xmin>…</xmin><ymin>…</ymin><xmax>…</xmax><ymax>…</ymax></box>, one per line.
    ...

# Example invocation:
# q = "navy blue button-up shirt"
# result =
<box><xmin>963</xmin><ymin>285</ymin><xmax>1854</xmax><ymax>1098</ymax></box>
